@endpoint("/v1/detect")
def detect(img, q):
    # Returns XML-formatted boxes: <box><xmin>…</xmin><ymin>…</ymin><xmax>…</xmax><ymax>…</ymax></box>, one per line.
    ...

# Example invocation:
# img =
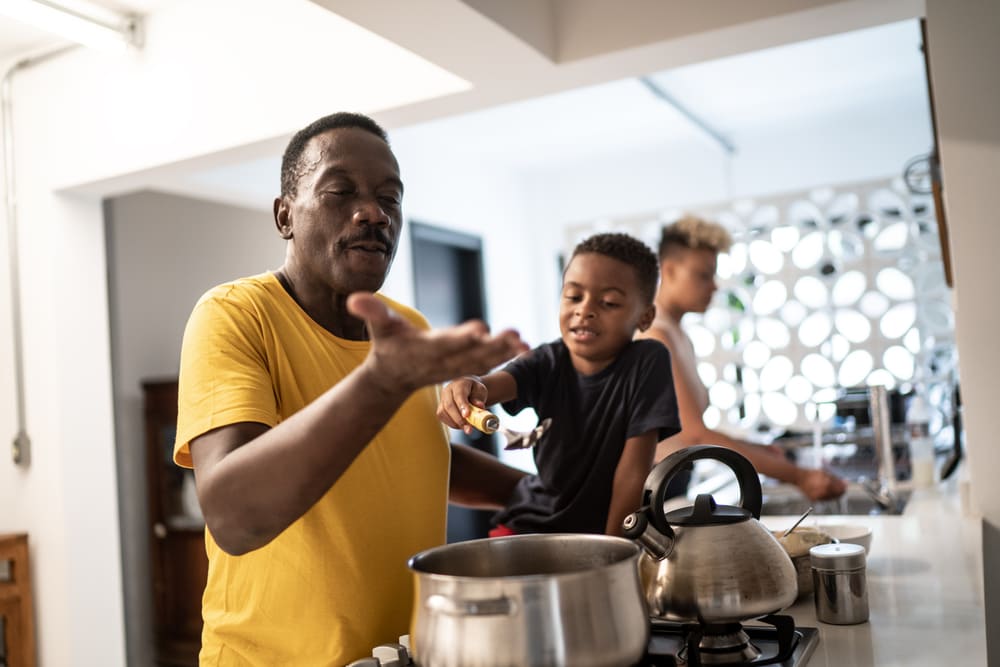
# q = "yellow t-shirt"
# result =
<box><xmin>174</xmin><ymin>272</ymin><xmax>450</xmax><ymax>666</ymax></box>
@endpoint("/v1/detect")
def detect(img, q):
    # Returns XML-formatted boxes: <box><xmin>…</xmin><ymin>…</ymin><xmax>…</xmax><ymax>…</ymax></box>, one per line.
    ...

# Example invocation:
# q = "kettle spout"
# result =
<box><xmin>622</xmin><ymin>511</ymin><xmax>674</xmax><ymax>560</ymax></box>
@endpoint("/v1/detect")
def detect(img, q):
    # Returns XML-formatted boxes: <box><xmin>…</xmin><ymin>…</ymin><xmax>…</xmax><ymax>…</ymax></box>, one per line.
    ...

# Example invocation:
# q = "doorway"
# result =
<box><xmin>410</xmin><ymin>221</ymin><xmax>497</xmax><ymax>543</ymax></box>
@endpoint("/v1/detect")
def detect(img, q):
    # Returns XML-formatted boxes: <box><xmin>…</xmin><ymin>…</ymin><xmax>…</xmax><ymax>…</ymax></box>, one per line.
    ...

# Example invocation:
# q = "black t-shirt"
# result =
<box><xmin>495</xmin><ymin>338</ymin><xmax>681</xmax><ymax>534</ymax></box>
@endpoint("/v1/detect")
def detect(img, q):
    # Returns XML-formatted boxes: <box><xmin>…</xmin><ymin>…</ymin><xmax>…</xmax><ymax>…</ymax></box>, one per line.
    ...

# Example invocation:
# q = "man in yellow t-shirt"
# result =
<box><xmin>174</xmin><ymin>111</ymin><xmax>529</xmax><ymax>666</ymax></box>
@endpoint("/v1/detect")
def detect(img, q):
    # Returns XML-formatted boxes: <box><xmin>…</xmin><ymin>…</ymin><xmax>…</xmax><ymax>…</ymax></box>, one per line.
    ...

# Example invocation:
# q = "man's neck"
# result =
<box><xmin>274</xmin><ymin>269</ymin><xmax>368</xmax><ymax>340</ymax></box>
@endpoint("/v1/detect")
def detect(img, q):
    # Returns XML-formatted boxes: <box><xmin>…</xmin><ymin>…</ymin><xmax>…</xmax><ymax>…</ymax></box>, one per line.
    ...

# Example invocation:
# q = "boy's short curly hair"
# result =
<box><xmin>658</xmin><ymin>215</ymin><xmax>733</xmax><ymax>260</ymax></box>
<box><xmin>570</xmin><ymin>232</ymin><xmax>659</xmax><ymax>304</ymax></box>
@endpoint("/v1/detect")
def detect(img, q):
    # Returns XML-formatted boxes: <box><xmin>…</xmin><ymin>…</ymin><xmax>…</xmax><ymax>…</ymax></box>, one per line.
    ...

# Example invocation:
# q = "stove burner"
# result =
<box><xmin>688</xmin><ymin>623</ymin><xmax>763</xmax><ymax>664</ymax></box>
<box><xmin>643</xmin><ymin>614</ymin><xmax>817</xmax><ymax>667</ymax></box>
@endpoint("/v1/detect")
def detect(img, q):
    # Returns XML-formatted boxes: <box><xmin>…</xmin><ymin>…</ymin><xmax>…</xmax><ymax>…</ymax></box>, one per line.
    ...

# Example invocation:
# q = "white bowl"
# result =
<box><xmin>820</xmin><ymin>523</ymin><xmax>873</xmax><ymax>554</ymax></box>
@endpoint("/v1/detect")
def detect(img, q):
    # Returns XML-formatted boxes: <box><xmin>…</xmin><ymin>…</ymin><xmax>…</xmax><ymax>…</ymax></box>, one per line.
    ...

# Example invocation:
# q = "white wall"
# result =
<box><xmin>389</xmin><ymin>136</ymin><xmax>549</xmax><ymax>344</ymax></box>
<box><xmin>923</xmin><ymin>1</ymin><xmax>1000</xmax><ymax>659</ymax></box>
<box><xmin>105</xmin><ymin>191</ymin><xmax>280</xmax><ymax>666</ymax></box>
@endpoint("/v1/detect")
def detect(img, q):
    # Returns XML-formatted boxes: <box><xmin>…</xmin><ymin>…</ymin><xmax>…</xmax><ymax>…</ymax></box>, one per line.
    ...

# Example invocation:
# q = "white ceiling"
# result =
<box><xmin>0</xmin><ymin>2</ymin><xmax>927</xmax><ymax>211</ymax></box>
<box><xmin>398</xmin><ymin>18</ymin><xmax>925</xmax><ymax>166</ymax></box>
<box><xmin>178</xmin><ymin>18</ymin><xmax>927</xmax><ymax>210</ymax></box>
<box><xmin>0</xmin><ymin>0</ymin><xmax>174</xmax><ymax>62</ymax></box>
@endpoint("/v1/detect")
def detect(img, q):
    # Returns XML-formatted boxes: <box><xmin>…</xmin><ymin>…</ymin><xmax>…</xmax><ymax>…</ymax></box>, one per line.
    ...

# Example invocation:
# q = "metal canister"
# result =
<box><xmin>810</xmin><ymin>542</ymin><xmax>869</xmax><ymax>624</ymax></box>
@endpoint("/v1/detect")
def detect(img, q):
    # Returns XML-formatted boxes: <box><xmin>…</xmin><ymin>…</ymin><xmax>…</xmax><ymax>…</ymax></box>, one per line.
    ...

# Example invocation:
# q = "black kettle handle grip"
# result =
<box><xmin>646</xmin><ymin>445</ymin><xmax>762</xmax><ymax>533</ymax></box>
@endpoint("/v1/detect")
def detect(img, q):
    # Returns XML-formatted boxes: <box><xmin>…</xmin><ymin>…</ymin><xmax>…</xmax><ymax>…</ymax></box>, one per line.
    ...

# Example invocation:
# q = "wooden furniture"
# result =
<box><xmin>143</xmin><ymin>379</ymin><xmax>208</xmax><ymax>667</ymax></box>
<box><xmin>0</xmin><ymin>533</ymin><xmax>35</xmax><ymax>667</ymax></box>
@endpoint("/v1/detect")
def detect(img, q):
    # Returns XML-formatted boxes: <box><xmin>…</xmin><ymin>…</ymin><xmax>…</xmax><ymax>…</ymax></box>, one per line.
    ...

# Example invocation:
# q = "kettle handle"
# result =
<box><xmin>645</xmin><ymin>445</ymin><xmax>763</xmax><ymax>533</ymax></box>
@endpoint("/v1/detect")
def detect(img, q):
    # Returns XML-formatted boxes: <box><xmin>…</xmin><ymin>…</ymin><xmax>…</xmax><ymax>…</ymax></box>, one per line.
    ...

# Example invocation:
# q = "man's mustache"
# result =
<box><xmin>341</xmin><ymin>227</ymin><xmax>394</xmax><ymax>253</ymax></box>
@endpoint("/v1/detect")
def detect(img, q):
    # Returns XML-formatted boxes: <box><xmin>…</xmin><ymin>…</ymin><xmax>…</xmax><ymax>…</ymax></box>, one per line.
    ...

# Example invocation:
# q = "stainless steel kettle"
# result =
<box><xmin>622</xmin><ymin>445</ymin><xmax>798</xmax><ymax>624</ymax></box>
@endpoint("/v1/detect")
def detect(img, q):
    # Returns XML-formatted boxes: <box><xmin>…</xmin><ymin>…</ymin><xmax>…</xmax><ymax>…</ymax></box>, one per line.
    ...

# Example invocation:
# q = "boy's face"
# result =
<box><xmin>559</xmin><ymin>252</ymin><xmax>655</xmax><ymax>376</ymax></box>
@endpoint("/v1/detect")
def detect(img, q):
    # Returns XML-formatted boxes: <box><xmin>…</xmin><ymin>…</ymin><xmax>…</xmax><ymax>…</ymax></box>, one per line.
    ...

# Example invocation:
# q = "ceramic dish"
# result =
<box><xmin>818</xmin><ymin>523</ymin><xmax>873</xmax><ymax>553</ymax></box>
<box><xmin>771</xmin><ymin>527</ymin><xmax>833</xmax><ymax>598</ymax></box>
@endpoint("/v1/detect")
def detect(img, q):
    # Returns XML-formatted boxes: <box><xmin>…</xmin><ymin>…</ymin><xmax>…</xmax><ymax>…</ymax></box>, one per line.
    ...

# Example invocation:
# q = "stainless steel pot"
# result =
<box><xmin>623</xmin><ymin>445</ymin><xmax>798</xmax><ymax>624</ymax></box>
<box><xmin>407</xmin><ymin>533</ymin><xmax>649</xmax><ymax>667</ymax></box>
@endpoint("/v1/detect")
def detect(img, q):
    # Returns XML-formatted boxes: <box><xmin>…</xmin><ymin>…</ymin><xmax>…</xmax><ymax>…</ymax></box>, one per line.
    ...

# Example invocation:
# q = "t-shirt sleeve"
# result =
<box><xmin>499</xmin><ymin>344</ymin><xmax>552</xmax><ymax>415</ymax></box>
<box><xmin>173</xmin><ymin>292</ymin><xmax>278</xmax><ymax>468</ymax></box>
<box><xmin>626</xmin><ymin>341</ymin><xmax>682</xmax><ymax>442</ymax></box>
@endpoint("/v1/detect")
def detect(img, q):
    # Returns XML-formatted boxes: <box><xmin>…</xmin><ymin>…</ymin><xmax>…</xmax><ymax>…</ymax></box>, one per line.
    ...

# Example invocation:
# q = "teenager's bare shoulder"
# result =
<box><xmin>642</xmin><ymin>317</ymin><xmax>686</xmax><ymax>349</ymax></box>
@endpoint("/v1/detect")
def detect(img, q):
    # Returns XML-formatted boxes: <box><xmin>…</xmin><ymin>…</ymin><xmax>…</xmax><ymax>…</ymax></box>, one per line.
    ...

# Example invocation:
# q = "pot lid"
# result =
<box><xmin>664</xmin><ymin>493</ymin><xmax>752</xmax><ymax>526</ymax></box>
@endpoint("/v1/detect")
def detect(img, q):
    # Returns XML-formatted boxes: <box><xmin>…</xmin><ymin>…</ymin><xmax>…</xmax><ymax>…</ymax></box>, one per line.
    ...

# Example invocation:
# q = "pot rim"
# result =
<box><xmin>408</xmin><ymin>533</ymin><xmax>641</xmax><ymax>583</ymax></box>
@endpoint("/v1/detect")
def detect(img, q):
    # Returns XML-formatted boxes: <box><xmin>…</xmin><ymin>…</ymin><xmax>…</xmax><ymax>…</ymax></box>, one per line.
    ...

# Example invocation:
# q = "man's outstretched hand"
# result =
<box><xmin>347</xmin><ymin>292</ymin><xmax>529</xmax><ymax>395</ymax></box>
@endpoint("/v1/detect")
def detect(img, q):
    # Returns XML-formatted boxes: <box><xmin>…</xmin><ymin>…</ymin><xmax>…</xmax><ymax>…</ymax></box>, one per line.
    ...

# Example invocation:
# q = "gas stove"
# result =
<box><xmin>349</xmin><ymin>614</ymin><xmax>819</xmax><ymax>667</ymax></box>
<box><xmin>641</xmin><ymin>614</ymin><xmax>818</xmax><ymax>666</ymax></box>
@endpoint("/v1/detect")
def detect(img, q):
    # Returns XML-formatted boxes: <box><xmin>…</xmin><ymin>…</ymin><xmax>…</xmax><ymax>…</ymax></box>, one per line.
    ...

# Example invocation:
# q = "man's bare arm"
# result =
<box><xmin>191</xmin><ymin>293</ymin><xmax>528</xmax><ymax>555</ymax></box>
<box><xmin>448</xmin><ymin>442</ymin><xmax>527</xmax><ymax>509</ymax></box>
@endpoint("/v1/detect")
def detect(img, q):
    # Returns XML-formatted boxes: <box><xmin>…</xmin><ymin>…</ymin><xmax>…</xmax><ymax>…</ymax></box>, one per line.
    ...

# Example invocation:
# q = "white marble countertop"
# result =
<box><xmin>760</xmin><ymin>480</ymin><xmax>987</xmax><ymax>666</ymax></box>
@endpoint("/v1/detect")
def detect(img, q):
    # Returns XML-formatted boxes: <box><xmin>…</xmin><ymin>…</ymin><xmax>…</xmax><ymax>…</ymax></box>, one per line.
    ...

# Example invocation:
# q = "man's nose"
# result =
<box><xmin>353</xmin><ymin>196</ymin><xmax>390</xmax><ymax>227</ymax></box>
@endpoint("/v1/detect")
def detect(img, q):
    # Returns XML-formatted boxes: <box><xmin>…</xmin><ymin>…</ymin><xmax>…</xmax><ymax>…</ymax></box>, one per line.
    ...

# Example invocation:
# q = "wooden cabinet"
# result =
<box><xmin>143</xmin><ymin>379</ymin><xmax>207</xmax><ymax>667</ymax></box>
<box><xmin>0</xmin><ymin>533</ymin><xmax>35</xmax><ymax>667</ymax></box>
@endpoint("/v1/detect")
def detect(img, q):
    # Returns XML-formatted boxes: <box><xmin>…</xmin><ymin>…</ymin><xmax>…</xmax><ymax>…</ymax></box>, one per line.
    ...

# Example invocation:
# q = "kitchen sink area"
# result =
<box><xmin>694</xmin><ymin>475</ymin><xmax>913</xmax><ymax>517</ymax></box>
<box><xmin>683</xmin><ymin>420</ymin><xmax>933</xmax><ymax>517</ymax></box>
<box><xmin>758</xmin><ymin>481</ymin><xmax>912</xmax><ymax>516</ymax></box>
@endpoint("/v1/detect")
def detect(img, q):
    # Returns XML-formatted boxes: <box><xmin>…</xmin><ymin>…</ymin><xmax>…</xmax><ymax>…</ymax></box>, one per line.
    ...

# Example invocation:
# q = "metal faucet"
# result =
<box><xmin>867</xmin><ymin>385</ymin><xmax>900</xmax><ymax>511</ymax></box>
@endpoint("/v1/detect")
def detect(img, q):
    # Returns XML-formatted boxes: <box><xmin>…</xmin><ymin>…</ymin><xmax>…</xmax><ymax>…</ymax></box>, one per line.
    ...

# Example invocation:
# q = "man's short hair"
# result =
<box><xmin>570</xmin><ymin>232</ymin><xmax>659</xmax><ymax>304</ymax></box>
<box><xmin>280</xmin><ymin>112</ymin><xmax>390</xmax><ymax>198</ymax></box>
<box><xmin>658</xmin><ymin>215</ymin><xmax>733</xmax><ymax>260</ymax></box>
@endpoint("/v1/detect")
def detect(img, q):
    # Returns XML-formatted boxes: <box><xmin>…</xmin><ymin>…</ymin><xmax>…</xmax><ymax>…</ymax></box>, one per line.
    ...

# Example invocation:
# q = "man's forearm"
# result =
<box><xmin>193</xmin><ymin>362</ymin><xmax>413</xmax><ymax>555</ymax></box>
<box><xmin>448</xmin><ymin>443</ymin><xmax>526</xmax><ymax>509</ymax></box>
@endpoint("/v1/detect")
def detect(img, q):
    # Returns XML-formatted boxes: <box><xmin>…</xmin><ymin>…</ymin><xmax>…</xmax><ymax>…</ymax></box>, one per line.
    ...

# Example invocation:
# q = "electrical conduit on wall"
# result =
<box><xmin>2</xmin><ymin>46</ymin><xmax>76</xmax><ymax>468</ymax></box>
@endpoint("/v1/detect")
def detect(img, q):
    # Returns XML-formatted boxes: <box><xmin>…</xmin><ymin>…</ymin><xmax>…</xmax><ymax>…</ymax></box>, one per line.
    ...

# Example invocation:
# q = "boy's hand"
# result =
<box><xmin>438</xmin><ymin>376</ymin><xmax>490</xmax><ymax>435</ymax></box>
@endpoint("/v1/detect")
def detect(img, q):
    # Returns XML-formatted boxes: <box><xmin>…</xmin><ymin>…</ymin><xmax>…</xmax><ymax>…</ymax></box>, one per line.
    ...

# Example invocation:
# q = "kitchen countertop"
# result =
<box><xmin>760</xmin><ymin>479</ymin><xmax>987</xmax><ymax>666</ymax></box>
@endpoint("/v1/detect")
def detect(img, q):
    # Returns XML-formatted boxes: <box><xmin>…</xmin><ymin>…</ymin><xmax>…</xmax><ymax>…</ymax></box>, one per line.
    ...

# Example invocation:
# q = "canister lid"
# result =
<box><xmin>809</xmin><ymin>542</ymin><xmax>866</xmax><ymax>571</ymax></box>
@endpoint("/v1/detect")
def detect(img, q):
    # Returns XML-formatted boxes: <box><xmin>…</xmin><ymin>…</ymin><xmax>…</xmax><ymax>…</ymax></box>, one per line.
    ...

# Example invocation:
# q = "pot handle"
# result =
<box><xmin>645</xmin><ymin>445</ymin><xmax>763</xmax><ymax>533</ymax></box>
<box><xmin>425</xmin><ymin>594</ymin><xmax>517</xmax><ymax>617</ymax></box>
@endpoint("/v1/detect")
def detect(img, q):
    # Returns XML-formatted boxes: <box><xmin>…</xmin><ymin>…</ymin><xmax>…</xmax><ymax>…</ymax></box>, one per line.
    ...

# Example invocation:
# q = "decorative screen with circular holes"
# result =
<box><xmin>565</xmin><ymin>176</ymin><xmax>957</xmax><ymax>438</ymax></box>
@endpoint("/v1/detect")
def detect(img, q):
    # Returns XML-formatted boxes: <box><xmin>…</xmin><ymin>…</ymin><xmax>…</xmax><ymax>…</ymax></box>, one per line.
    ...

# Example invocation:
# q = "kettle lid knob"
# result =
<box><xmin>665</xmin><ymin>493</ymin><xmax>753</xmax><ymax>526</ymax></box>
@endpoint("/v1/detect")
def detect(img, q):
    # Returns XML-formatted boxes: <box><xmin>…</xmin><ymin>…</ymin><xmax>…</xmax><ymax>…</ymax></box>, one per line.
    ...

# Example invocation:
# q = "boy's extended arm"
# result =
<box><xmin>605</xmin><ymin>431</ymin><xmax>657</xmax><ymax>536</ymax></box>
<box><xmin>443</xmin><ymin>370</ymin><xmax>526</xmax><ymax>506</ymax></box>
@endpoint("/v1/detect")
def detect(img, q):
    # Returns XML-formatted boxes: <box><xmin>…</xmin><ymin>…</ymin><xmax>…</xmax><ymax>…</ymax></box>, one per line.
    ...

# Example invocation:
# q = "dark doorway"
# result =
<box><xmin>410</xmin><ymin>221</ymin><xmax>498</xmax><ymax>543</ymax></box>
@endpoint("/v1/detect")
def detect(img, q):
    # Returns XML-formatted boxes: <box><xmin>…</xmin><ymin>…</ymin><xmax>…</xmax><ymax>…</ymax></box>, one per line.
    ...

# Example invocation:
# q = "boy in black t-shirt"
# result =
<box><xmin>437</xmin><ymin>232</ymin><xmax>681</xmax><ymax>536</ymax></box>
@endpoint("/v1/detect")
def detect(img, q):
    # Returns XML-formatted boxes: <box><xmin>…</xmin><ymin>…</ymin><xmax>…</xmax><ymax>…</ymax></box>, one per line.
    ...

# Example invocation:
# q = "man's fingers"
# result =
<box><xmin>346</xmin><ymin>292</ymin><xmax>402</xmax><ymax>337</ymax></box>
<box><xmin>427</xmin><ymin>327</ymin><xmax>527</xmax><ymax>373</ymax></box>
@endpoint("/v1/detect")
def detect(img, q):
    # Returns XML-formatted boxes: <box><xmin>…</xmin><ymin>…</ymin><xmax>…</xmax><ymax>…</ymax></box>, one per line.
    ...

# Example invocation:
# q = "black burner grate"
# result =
<box><xmin>640</xmin><ymin>615</ymin><xmax>819</xmax><ymax>667</ymax></box>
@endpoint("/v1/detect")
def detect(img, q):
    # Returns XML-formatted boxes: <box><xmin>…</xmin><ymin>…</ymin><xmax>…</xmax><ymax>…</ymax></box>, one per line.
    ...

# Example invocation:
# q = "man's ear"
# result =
<box><xmin>274</xmin><ymin>197</ymin><xmax>293</xmax><ymax>239</ymax></box>
<box><xmin>637</xmin><ymin>303</ymin><xmax>656</xmax><ymax>332</ymax></box>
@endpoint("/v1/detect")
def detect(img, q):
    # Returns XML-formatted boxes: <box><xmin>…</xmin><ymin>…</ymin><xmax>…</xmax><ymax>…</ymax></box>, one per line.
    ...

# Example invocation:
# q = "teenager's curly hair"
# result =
<box><xmin>658</xmin><ymin>215</ymin><xmax>733</xmax><ymax>260</ymax></box>
<box><xmin>570</xmin><ymin>232</ymin><xmax>659</xmax><ymax>303</ymax></box>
